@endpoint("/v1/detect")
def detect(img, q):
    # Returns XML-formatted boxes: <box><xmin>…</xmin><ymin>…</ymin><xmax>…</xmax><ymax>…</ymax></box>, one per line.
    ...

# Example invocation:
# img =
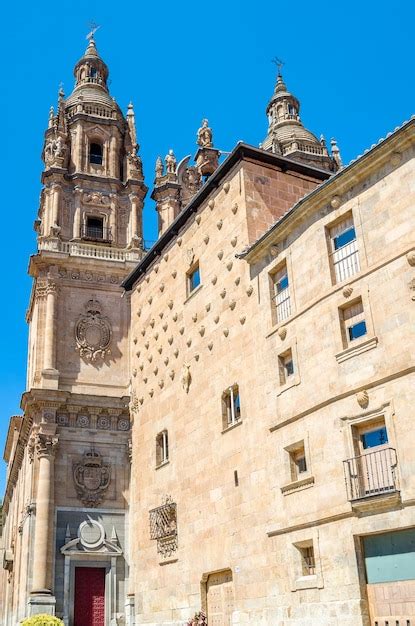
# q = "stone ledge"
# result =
<box><xmin>281</xmin><ymin>475</ymin><xmax>315</xmax><ymax>495</ymax></box>
<box><xmin>335</xmin><ymin>335</ymin><xmax>378</xmax><ymax>363</ymax></box>
<box><xmin>221</xmin><ymin>420</ymin><xmax>243</xmax><ymax>434</ymax></box>
<box><xmin>351</xmin><ymin>489</ymin><xmax>401</xmax><ymax>514</ymax></box>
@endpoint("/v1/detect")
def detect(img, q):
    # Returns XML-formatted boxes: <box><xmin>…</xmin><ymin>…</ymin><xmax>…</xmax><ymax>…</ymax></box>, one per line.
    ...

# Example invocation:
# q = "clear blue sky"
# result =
<box><xmin>0</xmin><ymin>0</ymin><xmax>413</xmax><ymax>493</ymax></box>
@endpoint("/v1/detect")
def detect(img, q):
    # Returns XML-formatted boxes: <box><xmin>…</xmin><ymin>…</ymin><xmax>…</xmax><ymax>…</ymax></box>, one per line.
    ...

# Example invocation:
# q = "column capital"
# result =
<box><xmin>35</xmin><ymin>433</ymin><xmax>59</xmax><ymax>460</ymax></box>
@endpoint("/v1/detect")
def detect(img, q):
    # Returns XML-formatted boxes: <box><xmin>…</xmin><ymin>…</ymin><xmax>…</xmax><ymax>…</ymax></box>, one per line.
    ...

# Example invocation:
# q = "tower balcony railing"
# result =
<box><xmin>343</xmin><ymin>447</ymin><xmax>398</xmax><ymax>502</ymax></box>
<box><xmin>81</xmin><ymin>224</ymin><xmax>112</xmax><ymax>243</ymax></box>
<box><xmin>38</xmin><ymin>238</ymin><xmax>145</xmax><ymax>263</ymax></box>
<box><xmin>66</xmin><ymin>104</ymin><xmax>117</xmax><ymax>120</ymax></box>
<box><xmin>282</xmin><ymin>142</ymin><xmax>326</xmax><ymax>156</ymax></box>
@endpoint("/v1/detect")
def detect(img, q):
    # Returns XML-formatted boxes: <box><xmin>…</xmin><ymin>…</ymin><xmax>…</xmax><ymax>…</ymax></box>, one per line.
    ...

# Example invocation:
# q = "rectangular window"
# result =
<box><xmin>272</xmin><ymin>264</ymin><xmax>291</xmax><ymax>323</ymax></box>
<box><xmin>222</xmin><ymin>385</ymin><xmax>241</xmax><ymax>429</ymax></box>
<box><xmin>289</xmin><ymin>442</ymin><xmax>307</xmax><ymax>481</ymax></box>
<box><xmin>156</xmin><ymin>430</ymin><xmax>169</xmax><ymax>466</ymax></box>
<box><xmin>341</xmin><ymin>299</ymin><xmax>367</xmax><ymax>347</ymax></box>
<box><xmin>299</xmin><ymin>544</ymin><xmax>316</xmax><ymax>576</ymax></box>
<box><xmin>278</xmin><ymin>349</ymin><xmax>294</xmax><ymax>385</ymax></box>
<box><xmin>187</xmin><ymin>263</ymin><xmax>201</xmax><ymax>295</ymax></box>
<box><xmin>329</xmin><ymin>214</ymin><xmax>360</xmax><ymax>283</ymax></box>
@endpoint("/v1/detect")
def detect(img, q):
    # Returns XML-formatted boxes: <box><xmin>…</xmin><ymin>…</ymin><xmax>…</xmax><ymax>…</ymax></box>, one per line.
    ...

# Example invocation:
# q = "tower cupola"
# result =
<box><xmin>262</xmin><ymin>69</ymin><xmax>340</xmax><ymax>172</ymax></box>
<box><xmin>73</xmin><ymin>36</ymin><xmax>109</xmax><ymax>92</ymax></box>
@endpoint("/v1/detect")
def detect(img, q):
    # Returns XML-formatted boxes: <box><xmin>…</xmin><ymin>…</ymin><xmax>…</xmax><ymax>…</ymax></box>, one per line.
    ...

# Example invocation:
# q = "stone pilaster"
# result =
<box><xmin>29</xmin><ymin>428</ymin><xmax>58</xmax><ymax>615</ymax></box>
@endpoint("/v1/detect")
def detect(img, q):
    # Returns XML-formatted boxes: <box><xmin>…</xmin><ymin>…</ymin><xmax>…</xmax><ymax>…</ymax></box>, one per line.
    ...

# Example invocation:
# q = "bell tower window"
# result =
<box><xmin>90</xmin><ymin>142</ymin><xmax>103</xmax><ymax>165</ymax></box>
<box><xmin>85</xmin><ymin>217</ymin><xmax>104</xmax><ymax>240</ymax></box>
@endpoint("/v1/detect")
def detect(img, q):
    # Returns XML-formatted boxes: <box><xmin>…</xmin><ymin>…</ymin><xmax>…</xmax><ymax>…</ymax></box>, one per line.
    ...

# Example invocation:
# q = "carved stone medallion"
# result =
<box><xmin>75</xmin><ymin>298</ymin><xmax>112</xmax><ymax>362</ymax></box>
<box><xmin>73</xmin><ymin>449</ymin><xmax>111</xmax><ymax>507</ymax></box>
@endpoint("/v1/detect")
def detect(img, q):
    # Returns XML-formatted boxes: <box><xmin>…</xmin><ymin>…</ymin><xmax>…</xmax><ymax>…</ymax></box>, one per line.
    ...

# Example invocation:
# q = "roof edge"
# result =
<box><xmin>121</xmin><ymin>143</ymin><xmax>331</xmax><ymax>291</ymax></box>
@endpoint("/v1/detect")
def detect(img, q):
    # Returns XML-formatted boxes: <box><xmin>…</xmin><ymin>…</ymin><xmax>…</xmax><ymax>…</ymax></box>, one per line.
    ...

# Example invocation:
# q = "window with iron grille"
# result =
<box><xmin>149</xmin><ymin>496</ymin><xmax>178</xmax><ymax>557</ymax></box>
<box><xmin>156</xmin><ymin>430</ymin><xmax>169</xmax><ymax>466</ymax></box>
<box><xmin>328</xmin><ymin>214</ymin><xmax>360</xmax><ymax>283</ymax></box>
<box><xmin>299</xmin><ymin>544</ymin><xmax>316</xmax><ymax>576</ymax></box>
<box><xmin>222</xmin><ymin>385</ymin><xmax>241</xmax><ymax>430</ymax></box>
<box><xmin>90</xmin><ymin>142</ymin><xmax>103</xmax><ymax>165</ymax></box>
<box><xmin>340</xmin><ymin>298</ymin><xmax>367</xmax><ymax>348</ymax></box>
<box><xmin>85</xmin><ymin>216</ymin><xmax>104</xmax><ymax>240</ymax></box>
<box><xmin>272</xmin><ymin>264</ymin><xmax>291</xmax><ymax>323</ymax></box>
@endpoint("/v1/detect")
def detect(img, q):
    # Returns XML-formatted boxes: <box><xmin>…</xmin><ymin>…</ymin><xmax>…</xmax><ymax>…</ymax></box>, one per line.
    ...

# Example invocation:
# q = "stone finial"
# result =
<box><xmin>48</xmin><ymin>106</ymin><xmax>55</xmax><ymax>129</ymax></box>
<box><xmin>165</xmin><ymin>149</ymin><xmax>177</xmax><ymax>175</ymax></box>
<box><xmin>126</xmin><ymin>102</ymin><xmax>138</xmax><ymax>149</ymax></box>
<box><xmin>197</xmin><ymin>118</ymin><xmax>213</xmax><ymax>148</ymax></box>
<box><xmin>155</xmin><ymin>156</ymin><xmax>164</xmax><ymax>179</ymax></box>
<box><xmin>331</xmin><ymin>138</ymin><xmax>343</xmax><ymax>168</ymax></box>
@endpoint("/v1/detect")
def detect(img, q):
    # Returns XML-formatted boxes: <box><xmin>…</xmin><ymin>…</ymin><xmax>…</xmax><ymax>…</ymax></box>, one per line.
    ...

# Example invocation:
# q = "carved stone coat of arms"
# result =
<box><xmin>75</xmin><ymin>298</ymin><xmax>112</xmax><ymax>361</ymax></box>
<box><xmin>73</xmin><ymin>449</ymin><xmax>111</xmax><ymax>507</ymax></box>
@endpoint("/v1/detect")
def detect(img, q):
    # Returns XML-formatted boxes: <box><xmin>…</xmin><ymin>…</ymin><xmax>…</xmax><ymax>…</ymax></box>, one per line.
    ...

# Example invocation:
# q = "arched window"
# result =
<box><xmin>90</xmin><ymin>142</ymin><xmax>103</xmax><ymax>165</ymax></box>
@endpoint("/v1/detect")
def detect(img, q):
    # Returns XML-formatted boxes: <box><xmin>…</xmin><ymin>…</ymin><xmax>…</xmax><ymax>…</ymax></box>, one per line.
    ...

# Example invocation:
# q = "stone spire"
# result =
<box><xmin>262</xmin><ymin>70</ymin><xmax>339</xmax><ymax>172</ymax></box>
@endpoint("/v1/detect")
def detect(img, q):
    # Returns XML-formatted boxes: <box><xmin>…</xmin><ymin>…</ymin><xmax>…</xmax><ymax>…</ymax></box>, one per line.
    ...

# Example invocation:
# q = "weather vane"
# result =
<box><xmin>86</xmin><ymin>21</ymin><xmax>101</xmax><ymax>41</ymax></box>
<box><xmin>272</xmin><ymin>57</ymin><xmax>285</xmax><ymax>76</ymax></box>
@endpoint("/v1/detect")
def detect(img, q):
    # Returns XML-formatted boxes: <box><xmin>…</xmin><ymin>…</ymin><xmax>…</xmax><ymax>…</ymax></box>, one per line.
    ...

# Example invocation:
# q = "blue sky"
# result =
<box><xmin>0</xmin><ymin>0</ymin><xmax>413</xmax><ymax>493</ymax></box>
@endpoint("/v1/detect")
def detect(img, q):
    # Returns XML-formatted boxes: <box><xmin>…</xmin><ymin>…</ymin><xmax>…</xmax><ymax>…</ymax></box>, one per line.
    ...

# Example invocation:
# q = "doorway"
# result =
<box><xmin>206</xmin><ymin>569</ymin><xmax>234</xmax><ymax>626</ymax></box>
<box><xmin>74</xmin><ymin>567</ymin><xmax>106</xmax><ymax>626</ymax></box>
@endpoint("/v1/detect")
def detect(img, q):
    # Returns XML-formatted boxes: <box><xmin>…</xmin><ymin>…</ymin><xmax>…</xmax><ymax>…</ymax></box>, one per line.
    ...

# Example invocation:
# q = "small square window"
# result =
<box><xmin>340</xmin><ymin>299</ymin><xmax>367</xmax><ymax>347</ymax></box>
<box><xmin>278</xmin><ymin>349</ymin><xmax>294</xmax><ymax>385</ymax></box>
<box><xmin>222</xmin><ymin>385</ymin><xmax>241</xmax><ymax>429</ymax></box>
<box><xmin>187</xmin><ymin>263</ymin><xmax>201</xmax><ymax>295</ymax></box>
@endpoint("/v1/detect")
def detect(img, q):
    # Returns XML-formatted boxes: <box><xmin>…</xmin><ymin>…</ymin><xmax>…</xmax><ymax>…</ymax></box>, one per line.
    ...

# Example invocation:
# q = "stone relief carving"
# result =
<box><xmin>75</xmin><ymin>298</ymin><xmax>112</xmax><ymax>362</ymax></box>
<box><xmin>181</xmin><ymin>364</ymin><xmax>192</xmax><ymax>394</ymax></box>
<box><xmin>44</xmin><ymin>135</ymin><xmax>67</xmax><ymax>167</ymax></box>
<box><xmin>83</xmin><ymin>191</ymin><xmax>110</xmax><ymax>206</ymax></box>
<box><xmin>73</xmin><ymin>448</ymin><xmax>111</xmax><ymax>507</ymax></box>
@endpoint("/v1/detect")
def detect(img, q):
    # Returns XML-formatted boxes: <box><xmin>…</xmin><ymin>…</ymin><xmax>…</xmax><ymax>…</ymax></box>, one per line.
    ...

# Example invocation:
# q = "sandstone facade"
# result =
<box><xmin>1</xmin><ymin>35</ymin><xmax>414</xmax><ymax>626</ymax></box>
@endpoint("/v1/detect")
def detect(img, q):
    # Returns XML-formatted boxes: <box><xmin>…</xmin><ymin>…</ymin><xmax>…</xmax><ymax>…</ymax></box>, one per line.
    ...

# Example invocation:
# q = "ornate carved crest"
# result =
<box><xmin>75</xmin><ymin>298</ymin><xmax>112</xmax><ymax>361</ymax></box>
<box><xmin>73</xmin><ymin>449</ymin><xmax>111</xmax><ymax>507</ymax></box>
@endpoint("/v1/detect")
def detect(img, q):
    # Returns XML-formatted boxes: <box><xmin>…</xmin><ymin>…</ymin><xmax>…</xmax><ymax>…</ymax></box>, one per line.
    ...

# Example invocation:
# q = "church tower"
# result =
<box><xmin>262</xmin><ymin>69</ymin><xmax>342</xmax><ymax>171</ymax></box>
<box><xmin>0</xmin><ymin>36</ymin><xmax>145</xmax><ymax>623</ymax></box>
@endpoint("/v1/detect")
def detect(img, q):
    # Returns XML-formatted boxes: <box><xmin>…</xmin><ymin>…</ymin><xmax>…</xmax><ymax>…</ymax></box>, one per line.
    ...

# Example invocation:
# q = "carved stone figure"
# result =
<box><xmin>165</xmin><ymin>149</ymin><xmax>177</xmax><ymax>175</ymax></box>
<box><xmin>155</xmin><ymin>156</ymin><xmax>164</xmax><ymax>179</ymax></box>
<box><xmin>127</xmin><ymin>151</ymin><xmax>143</xmax><ymax>179</ymax></box>
<box><xmin>197</xmin><ymin>118</ymin><xmax>213</xmax><ymax>148</ymax></box>
<box><xmin>182</xmin><ymin>166</ymin><xmax>202</xmax><ymax>195</ymax></box>
<box><xmin>73</xmin><ymin>449</ymin><xmax>111</xmax><ymax>507</ymax></box>
<box><xmin>44</xmin><ymin>135</ymin><xmax>67</xmax><ymax>166</ymax></box>
<box><xmin>75</xmin><ymin>298</ymin><xmax>112</xmax><ymax>361</ymax></box>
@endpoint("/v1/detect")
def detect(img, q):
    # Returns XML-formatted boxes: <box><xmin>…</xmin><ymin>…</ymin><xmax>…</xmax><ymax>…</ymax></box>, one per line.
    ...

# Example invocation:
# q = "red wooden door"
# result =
<box><xmin>74</xmin><ymin>567</ymin><xmax>105</xmax><ymax>626</ymax></box>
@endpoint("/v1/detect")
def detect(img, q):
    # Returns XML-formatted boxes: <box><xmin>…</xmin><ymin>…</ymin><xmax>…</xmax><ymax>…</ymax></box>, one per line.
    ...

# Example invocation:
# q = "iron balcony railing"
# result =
<box><xmin>343</xmin><ymin>447</ymin><xmax>398</xmax><ymax>502</ymax></box>
<box><xmin>81</xmin><ymin>224</ymin><xmax>112</xmax><ymax>242</ymax></box>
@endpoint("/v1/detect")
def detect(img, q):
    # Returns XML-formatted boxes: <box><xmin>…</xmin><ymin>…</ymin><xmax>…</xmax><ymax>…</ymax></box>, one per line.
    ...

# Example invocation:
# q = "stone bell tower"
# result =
<box><xmin>0</xmin><ymin>35</ymin><xmax>145</xmax><ymax>624</ymax></box>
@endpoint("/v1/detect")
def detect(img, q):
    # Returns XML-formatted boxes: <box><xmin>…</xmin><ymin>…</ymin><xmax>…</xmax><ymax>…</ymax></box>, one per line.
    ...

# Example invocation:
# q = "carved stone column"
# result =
<box><xmin>30</xmin><ymin>430</ymin><xmax>58</xmax><ymax>603</ymax></box>
<box><xmin>51</xmin><ymin>184</ymin><xmax>61</xmax><ymax>232</ymax></box>
<box><xmin>110</xmin><ymin>135</ymin><xmax>117</xmax><ymax>178</ymax></box>
<box><xmin>129</xmin><ymin>193</ymin><xmax>139</xmax><ymax>244</ymax></box>
<box><xmin>43</xmin><ymin>282</ymin><xmax>57</xmax><ymax>371</ymax></box>
<box><xmin>72</xmin><ymin>186</ymin><xmax>82</xmax><ymax>239</ymax></box>
<box><xmin>109</xmin><ymin>193</ymin><xmax>117</xmax><ymax>244</ymax></box>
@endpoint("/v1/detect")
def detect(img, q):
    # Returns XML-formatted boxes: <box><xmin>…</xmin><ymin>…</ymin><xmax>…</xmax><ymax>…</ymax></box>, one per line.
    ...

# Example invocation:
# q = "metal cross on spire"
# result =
<box><xmin>86</xmin><ymin>21</ymin><xmax>101</xmax><ymax>41</ymax></box>
<box><xmin>272</xmin><ymin>57</ymin><xmax>285</xmax><ymax>76</ymax></box>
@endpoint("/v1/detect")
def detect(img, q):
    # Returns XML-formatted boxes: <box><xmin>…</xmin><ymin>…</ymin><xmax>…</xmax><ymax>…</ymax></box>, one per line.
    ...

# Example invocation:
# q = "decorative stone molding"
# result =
<box><xmin>231</xmin><ymin>203</ymin><xmax>238</xmax><ymax>214</ymax></box>
<box><xmin>406</xmin><ymin>251</ymin><xmax>415</xmax><ymax>266</ymax></box>
<box><xmin>330</xmin><ymin>195</ymin><xmax>341</xmax><ymax>209</ymax></box>
<box><xmin>73</xmin><ymin>449</ymin><xmax>111</xmax><ymax>507</ymax></box>
<box><xmin>342</xmin><ymin>285</ymin><xmax>354</xmax><ymax>298</ymax></box>
<box><xmin>181</xmin><ymin>364</ymin><xmax>191</xmax><ymax>393</ymax></box>
<box><xmin>208</xmin><ymin>199</ymin><xmax>215</xmax><ymax>210</ymax></box>
<box><xmin>223</xmin><ymin>181</ymin><xmax>230</xmax><ymax>193</ymax></box>
<box><xmin>356</xmin><ymin>390</ymin><xmax>369</xmax><ymax>409</ymax></box>
<box><xmin>75</xmin><ymin>298</ymin><xmax>111</xmax><ymax>362</ymax></box>
<box><xmin>278</xmin><ymin>326</ymin><xmax>287</xmax><ymax>340</ymax></box>
<box><xmin>35</xmin><ymin>433</ymin><xmax>59</xmax><ymax>459</ymax></box>
<box><xmin>269</xmin><ymin>244</ymin><xmax>279</xmax><ymax>257</ymax></box>
<box><xmin>246</xmin><ymin>286</ymin><xmax>254</xmax><ymax>296</ymax></box>
<box><xmin>240</xmin><ymin>316</ymin><xmax>246</xmax><ymax>325</ymax></box>
<box><xmin>203</xmin><ymin>235</ymin><xmax>209</xmax><ymax>245</ymax></box>
<box><xmin>390</xmin><ymin>151</ymin><xmax>402</xmax><ymax>167</ymax></box>
<box><xmin>217</xmin><ymin>250</ymin><xmax>224</xmax><ymax>260</ymax></box>
<box><xmin>231</xmin><ymin>237</ymin><xmax>237</xmax><ymax>247</ymax></box>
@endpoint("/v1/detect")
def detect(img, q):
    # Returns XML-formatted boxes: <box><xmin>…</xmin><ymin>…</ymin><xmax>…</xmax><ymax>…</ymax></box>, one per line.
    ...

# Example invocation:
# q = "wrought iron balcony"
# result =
<box><xmin>343</xmin><ymin>447</ymin><xmax>398</xmax><ymax>502</ymax></box>
<box><xmin>81</xmin><ymin>224</ymin><xmax>112</xmax><ymax>243</ymax></box>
